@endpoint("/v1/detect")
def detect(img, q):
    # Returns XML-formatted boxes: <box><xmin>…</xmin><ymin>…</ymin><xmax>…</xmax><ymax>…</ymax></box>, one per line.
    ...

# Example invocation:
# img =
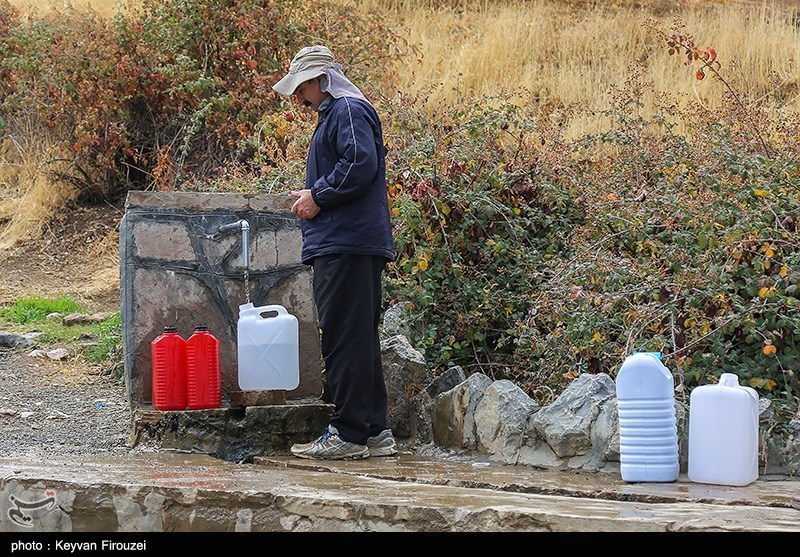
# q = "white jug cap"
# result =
<box><xmin>719</xmin><ymin>373</ymin><xmax>740</xmax><ymax>387</ymax></box>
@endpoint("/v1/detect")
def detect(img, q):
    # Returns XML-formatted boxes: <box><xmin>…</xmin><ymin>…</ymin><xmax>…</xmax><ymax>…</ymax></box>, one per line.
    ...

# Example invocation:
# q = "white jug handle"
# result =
<box><xmin>256</xmin><ymin>305</ymin><xmax>288</xmax><ymax>318</ymax></box>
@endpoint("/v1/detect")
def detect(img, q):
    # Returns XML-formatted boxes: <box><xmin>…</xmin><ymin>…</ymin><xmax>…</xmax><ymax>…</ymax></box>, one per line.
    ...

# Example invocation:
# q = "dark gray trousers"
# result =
<box><xmin>312</xmin><ymin>254</ymin><xmax>389</xmax><ymax>445</ymax></box>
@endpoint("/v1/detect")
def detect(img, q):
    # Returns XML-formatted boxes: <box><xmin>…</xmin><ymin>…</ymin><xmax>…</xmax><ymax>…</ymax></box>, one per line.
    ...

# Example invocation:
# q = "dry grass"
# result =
<box><xmin>8</xmin><ymin>0</ymin><xmax>129</xmax><ymax>17</ymax></box>
<box><xmin>356</xmin><ymin>0</ymin><xmax>800</xmax><ymax>138</ymax></box>
<box><xmin>0</xmin><ymin>134</ymin><xmax>80</xmax><ymax>251</ymax></box>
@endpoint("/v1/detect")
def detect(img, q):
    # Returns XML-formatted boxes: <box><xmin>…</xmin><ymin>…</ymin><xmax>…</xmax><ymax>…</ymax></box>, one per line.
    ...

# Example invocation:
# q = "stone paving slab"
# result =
<box><xmin>0</xmin><ymin>453</ymin><xmax>798</xmax><ymax>532</ymax></box>
<box><xmin>254</xmin><ymin>454</ymin><xmax>799</xmax><ymax>508</ymax></box>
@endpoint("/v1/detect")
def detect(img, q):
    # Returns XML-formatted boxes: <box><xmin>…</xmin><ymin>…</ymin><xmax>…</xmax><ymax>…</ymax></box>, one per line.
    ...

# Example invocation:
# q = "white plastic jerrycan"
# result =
<box><xmin>237</xmin><ymin>303</ymin><xmax>300</xmax><ymax>391</ymax></box>
<box><xmin>688</xmin><ymin>373</ymin><xmax>759</xmax><ymax>486</ymax></box>
<box><xmin>615</xmin><ymin>352</ymin><xmax>680</xmax><ymax>483</ymax></box>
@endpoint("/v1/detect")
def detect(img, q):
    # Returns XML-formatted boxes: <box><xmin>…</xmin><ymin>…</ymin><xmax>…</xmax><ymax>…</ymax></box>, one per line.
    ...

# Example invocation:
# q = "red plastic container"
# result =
<box><xmin>186</xmin><ymin>325</ymin><xmax>221</xmax><ymax>410</ymax></box>
<box><xmin>150</xmin><ymin>326</ymin><xmax>187</xmax><ymax>411</ymax></box>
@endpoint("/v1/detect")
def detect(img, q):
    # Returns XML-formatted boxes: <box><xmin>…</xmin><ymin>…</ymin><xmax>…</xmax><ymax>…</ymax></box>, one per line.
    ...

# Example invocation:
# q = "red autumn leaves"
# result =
<box><xmin>666</xmin><ymin>33</ymin><xmax>719</xmax><ymax>81</ymax></box>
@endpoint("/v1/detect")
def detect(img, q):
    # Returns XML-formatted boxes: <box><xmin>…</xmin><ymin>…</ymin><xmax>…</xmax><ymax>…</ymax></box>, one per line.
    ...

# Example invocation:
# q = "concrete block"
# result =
<box><xmin>249</xmin><ymin>230</ymin><xmax>279</xmax><ymax>269</ymax></box>
<box><xmin>249</xmin><ymin>194</ymin><xmax>295</xmax><ymax>213</ymax></box>
<box><xmin>276</xmin><ymin>228</ymin><xmax>303</xmax><ymax>265</ymax></box>
<box><xmin>130</xmin><ymin>403</ymin><xmax>333</xmax><ymax>463</ymax></box>
<box><xmin>133</xmin><ymin>221</ymin><xmax>195</xmax><ymax>261</ymax></box>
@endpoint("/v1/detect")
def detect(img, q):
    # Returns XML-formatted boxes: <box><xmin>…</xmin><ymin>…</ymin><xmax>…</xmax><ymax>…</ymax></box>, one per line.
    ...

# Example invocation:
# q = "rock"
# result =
<box><xmin>29</xmin><ymin>348</ymin><xmax>71</xmax><ymax>360</ymax></box>
<box><xmin>0</xmin><ymin>333</ymin><xmax>33</xmax><ymax>349</ymax></box>
<box><xmin>47</xmin><ymin>348</ymin><xmax>71</xmax><ymax>360</ymax></box>
<box><xmin>46</xmin><ymin>312</ymin><xmax>63</xmax><ymax>321</ymax></box>
<box><xmin>427</xmin><ymin>366</ymin><xmax>466</xmax><ymax>399</ymax></box>
<box><xmin>47</xmin><ymin>410</ymin><xmax>71</xmax><ymax>420</ymax></box>
<box><xmin>531</xmin><ymin>373</ymin><xmax>616</xmax><ymax>457</ymax></box>
<box><xmin>786</xmin><ymin>414</ymin><xmax>800</xmax><ymax>476</ymax></box>
<box><xmin>759</xmin><ymin>397</ymin><xmax>775</xmax><ymax>422</ymax></box>
<box><xmin>380</xmin><ymin>334</ymin><xmax>428</xmax><ymax>439</ymax></box>
<box><xmin>431</xmin><ymin>372</ymin><xmax>492</xmax><ymax>450</ymax></box>
<box><xmin>381</xmin><ymin>302</ymin><xmax>413</xmax><ymax>339</ymax></box>
<box><xmin>63</xmin><ymin>313</ymin><xmax>110</xmax><ymax>326</ymax></box>
<box><xmin>519</xmin><ymin>373</ymin><xmax>618</xmax><ymax>472</ymax></box>
<box><xmin>405</xmin><ymin>366</ymin><xmax>467</xmax><ymax>447</ymax></box>
<box><xmin>474</xmin><ymin>380</ymin><xmax>539</xmax><ymax>464</ymax></box>
<box><xmin>407</xmin><ymin>389</ymin><xmax>435</xmax><ymax>446</ymax></box>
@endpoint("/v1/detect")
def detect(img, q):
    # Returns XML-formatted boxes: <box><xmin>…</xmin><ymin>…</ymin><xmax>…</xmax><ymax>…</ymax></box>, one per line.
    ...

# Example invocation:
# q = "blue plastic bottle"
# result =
<box><xmin>615</xmin><ymin>352</ymin><xmax>680</xmax><ymax>482</ymax></box>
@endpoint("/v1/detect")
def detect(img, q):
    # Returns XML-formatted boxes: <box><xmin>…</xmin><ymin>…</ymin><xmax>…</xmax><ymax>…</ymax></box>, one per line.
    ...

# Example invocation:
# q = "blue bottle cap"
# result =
<box><xmin>632</xmin><ymin>351</ymin><xmax>663</xmax><ymax>361</ymax></box>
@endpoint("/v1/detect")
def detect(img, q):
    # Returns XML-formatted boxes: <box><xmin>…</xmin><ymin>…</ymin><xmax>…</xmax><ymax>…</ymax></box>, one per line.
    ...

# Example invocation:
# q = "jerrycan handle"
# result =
<box><xmin>254</xmin><ymin>305</ymin><xmax>288</xmax><ymax>318</ymax></box>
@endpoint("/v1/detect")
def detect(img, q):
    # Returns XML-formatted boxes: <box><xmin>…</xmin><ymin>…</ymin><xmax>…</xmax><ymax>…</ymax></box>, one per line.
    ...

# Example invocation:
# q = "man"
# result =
<box><xmin>272</xmin><ymin>45</ymin><xmax>397</xmax><ymax>460</ymax></box>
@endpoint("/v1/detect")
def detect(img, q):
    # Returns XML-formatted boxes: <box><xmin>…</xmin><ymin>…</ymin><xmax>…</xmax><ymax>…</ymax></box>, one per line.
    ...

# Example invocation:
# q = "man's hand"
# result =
<box><xmin>291</xmin><ymin>189</ymin><xmax>321</xmax><ymax>220</ymax></box>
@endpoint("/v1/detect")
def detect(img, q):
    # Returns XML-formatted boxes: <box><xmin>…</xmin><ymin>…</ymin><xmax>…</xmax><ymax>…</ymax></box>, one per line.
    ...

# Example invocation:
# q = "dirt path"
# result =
<box><xmin>0</xmin><ymin>202</ymin><xmax>123</xmax><ymax>309</ymax></box>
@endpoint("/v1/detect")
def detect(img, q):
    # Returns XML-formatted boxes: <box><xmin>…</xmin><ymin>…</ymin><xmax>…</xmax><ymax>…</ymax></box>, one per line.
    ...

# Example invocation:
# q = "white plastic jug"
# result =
<box><xmin>688</xmin><ymin>373</ymin><xmax>759</xmax><ymax>486</ymax></box>
<box><xmin>615</xmin><ymin>352</ymin><xmax>680</xmax><ymax>482</ymax></box>
<box><xmin>237</xmin><ymin>303</ymin><xmax>300</xmax><ymax>391</ymax></box>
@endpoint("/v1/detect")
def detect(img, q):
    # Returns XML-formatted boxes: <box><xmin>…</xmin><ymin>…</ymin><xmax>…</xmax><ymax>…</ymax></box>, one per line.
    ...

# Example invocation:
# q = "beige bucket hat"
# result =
<box><xmin>273</xmin><ymin>45</ymin><xmax>336</xmax><ymax>97</ymax></box>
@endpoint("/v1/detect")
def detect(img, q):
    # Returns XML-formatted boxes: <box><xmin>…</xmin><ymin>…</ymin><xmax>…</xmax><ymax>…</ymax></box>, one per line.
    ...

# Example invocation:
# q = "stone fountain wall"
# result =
<box><xmin>119</xmin><ymin>191</ymin><xmax>323</xmax><ymax>410</ymax></box>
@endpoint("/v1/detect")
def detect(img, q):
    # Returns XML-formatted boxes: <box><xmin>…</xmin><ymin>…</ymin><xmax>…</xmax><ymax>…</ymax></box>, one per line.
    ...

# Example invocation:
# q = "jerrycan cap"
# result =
<box><xmin>194</xmin><ymin>324</ymin><xmax>209</xmax><ymax>332</ymax></box>
<box><xmin>163</xmin><ymin>325</ymin><xmax>177</xmax><ymax>333</ymax></box>
<box><xmin>718</xmin><ymin>373</ymin><xmax>740</xmax><ymax>387</ymax></box>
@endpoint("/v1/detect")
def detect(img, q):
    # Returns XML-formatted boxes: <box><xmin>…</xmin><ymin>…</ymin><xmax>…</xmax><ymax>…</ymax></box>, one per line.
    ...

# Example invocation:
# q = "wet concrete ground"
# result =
<box><xmin>1</xmin><ymin>451</ymin><xmax>798</xmax><ymax>532</ymax></box>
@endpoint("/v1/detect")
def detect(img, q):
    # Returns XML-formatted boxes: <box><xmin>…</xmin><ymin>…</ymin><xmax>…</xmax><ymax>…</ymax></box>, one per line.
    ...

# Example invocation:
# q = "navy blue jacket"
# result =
<box><xmin>303</xmin><ymin>96</ymin><xmax>395</xmax><ymax>264</ymax></box>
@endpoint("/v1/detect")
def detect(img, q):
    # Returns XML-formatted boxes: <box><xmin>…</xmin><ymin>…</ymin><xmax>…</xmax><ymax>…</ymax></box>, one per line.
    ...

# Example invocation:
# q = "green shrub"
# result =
<box><xmin>381</xmin><ymin>92</ymin><xmax>584</xmax><ymax>387</ymax></box>
<box><xmin>380</xmin><ymin>72</ymin><xmax>799</xmax><ymax>413</ymax></box>
<box><xmin>509</xmin><ymin>77</ymin><xmax>800</xmax><ymax>406</ymax></box>
<box><xmin>0</xmin><ymin>0</ymin><xmax>401</xmax><ymax>199</ymax></box>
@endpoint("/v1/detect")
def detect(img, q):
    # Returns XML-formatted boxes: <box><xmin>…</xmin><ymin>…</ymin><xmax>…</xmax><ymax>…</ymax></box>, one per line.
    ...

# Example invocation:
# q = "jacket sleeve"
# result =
<box><xmin>310</xmin><ymin>98</ymin><xmax>379</xmax><ymax>208</ymax></box>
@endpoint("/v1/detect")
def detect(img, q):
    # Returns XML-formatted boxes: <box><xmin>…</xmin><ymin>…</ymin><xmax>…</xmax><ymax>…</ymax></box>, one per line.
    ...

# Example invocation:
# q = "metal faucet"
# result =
<box><xmin>217</xmin><ymin>219</ymin><xmax>250</xmax><ymax>271</ymax></box>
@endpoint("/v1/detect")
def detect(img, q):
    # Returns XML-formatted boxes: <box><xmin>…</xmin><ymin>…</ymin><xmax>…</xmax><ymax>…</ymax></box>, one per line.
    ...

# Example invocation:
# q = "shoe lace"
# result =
<box><xmin>315</xmin><ymin>426</ymin><xmax>335</xmax><ymax>445</ymax></box>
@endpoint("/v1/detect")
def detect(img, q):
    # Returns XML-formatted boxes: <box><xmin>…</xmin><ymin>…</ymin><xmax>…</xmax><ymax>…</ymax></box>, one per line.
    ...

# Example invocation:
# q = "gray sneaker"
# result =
<box><xmin>367</xmin><ymin>429</ymin><xmax>398</xmax><ymax>457</ymax></box>
<box><xmin>290</xmin><ymin>425</ymin><xmax>369</xmax><ymax>460</ymax></box>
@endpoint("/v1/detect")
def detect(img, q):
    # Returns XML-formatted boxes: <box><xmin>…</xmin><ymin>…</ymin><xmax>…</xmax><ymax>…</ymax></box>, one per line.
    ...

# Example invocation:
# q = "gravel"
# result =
<box><xmin>0</xmin><ymin>346</ymin><xmax>133</xmax><ymax>459</ymax></box>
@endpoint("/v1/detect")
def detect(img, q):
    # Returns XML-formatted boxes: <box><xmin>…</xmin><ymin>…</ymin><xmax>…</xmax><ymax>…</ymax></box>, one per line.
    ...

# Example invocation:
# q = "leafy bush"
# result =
<box><xmin>382</xmin><ymin>68</ymin><xmax>799</xmax><ymax>412</ymax></box>
<box><xmin>516</xmin><ymin>79</ymin><xmax>798</xmax><ymax>407</ymax></box>
<box><xmin>380</xmin><ymin>91</ymin><xmax>584</xmax><ymax>390</ymax></box>
<box><xmin>0</xmin><ymin>0</ymin><xmax>401</xmax><ymax>199</ymax></box>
